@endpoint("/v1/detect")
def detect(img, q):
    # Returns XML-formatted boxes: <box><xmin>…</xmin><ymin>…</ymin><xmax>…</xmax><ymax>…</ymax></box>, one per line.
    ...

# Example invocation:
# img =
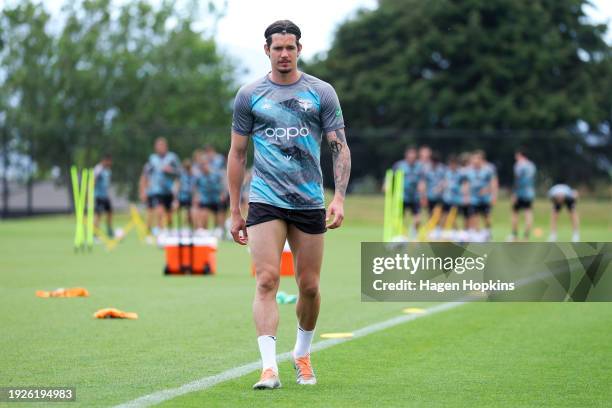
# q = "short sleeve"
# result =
<box><xmin>142</xmin><ymin>163</ymin><xmax>151</xmax><ymax>177</ymax></box>
<box><xmin>232</xmin><ymin>87</ymin><xmax>253</xmax><ymax>136</ymax></box>
<box><xmin>489</xmin><ymin>164</ymin><xmax>497</xmax><ymax>177</ymax></box>
<box><xmin>94</xmin><ymin>164</ymin><xmax>103</xmax><ymax>179</ymax></box>
<box><xmin>319</xmin><ymin>84</ymin><xmax>345</xmax><ymax>133</ymax></box>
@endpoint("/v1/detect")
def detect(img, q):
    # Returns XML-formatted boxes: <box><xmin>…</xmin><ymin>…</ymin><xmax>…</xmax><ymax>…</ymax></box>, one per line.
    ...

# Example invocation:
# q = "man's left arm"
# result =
<box><xmin>325</xmin><ymin>127</ymin><xmax>351</xmax><ymax>229</ymax></box>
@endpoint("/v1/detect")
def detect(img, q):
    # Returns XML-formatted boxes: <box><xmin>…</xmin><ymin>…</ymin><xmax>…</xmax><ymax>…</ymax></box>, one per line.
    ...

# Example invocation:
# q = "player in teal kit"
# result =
<box><xmin>227</xmin><ymin>20</ymin><xmax>351</xmax><ymax>390</ymax></box>
<box><xmin>424</xmin><ymin>151</ymin><xmax>445</xmax><ymax>215</ymax></box>
<box><xmin>139</xmin><ymin>137</ymin><xmax>180</xmax><ymax>235</ymax></box>
<box><xmin>440</xmin><ymin>155</ymin><xmax>469</xmax><ymax>233</ymax></box>
<box><xmin>176</xmin><ymin>159</ymin><xmax>195</xmax><ymax>230</ymax></box>
<box><xmin>193</xmin><ymin>157</ymin><xmax>224</xmax><ymax>230</ymax></box>
<box><xmin>93</xmin><ymin>154</ymin><xmax>114</xmax><ymax>237</ymax></box>
<box><xmin>393</xmin><ymin>147</ymin><xmax>425</xmax><ymax>237</ymax></box>
<box><xmin>440</xmin><ymin>155</ymin><xmax>464</xmax><ymax>229</ymax></box>
<box><xmin>465</xmin><ymin>150</ymin><xmax>498</xmax><ymax>240</ymax></box>
<box><xmin>203</xmin><ymin>145</ymin><xmax>229</xmax><ymax>238</ymax></box>
<box><xmin>510</xmin><ymin>149</ymin><xmax>537</xmax><ymax>241</ymax></box>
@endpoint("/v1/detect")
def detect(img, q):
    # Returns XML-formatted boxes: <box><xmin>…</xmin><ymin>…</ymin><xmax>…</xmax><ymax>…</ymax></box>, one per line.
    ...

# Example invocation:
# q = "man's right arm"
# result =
<box><xmin>227</xmin><ymin>132</ymin><xmax>249</xmax><ymax>244</ymax></box>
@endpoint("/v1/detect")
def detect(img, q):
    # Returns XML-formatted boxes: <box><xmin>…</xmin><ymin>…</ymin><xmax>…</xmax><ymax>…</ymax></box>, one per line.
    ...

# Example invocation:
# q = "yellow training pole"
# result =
<box><xmin>418</xmin><ymin>205</ymin><xmax>442</xmax><ymax>241</ymax></box>
<box><xmin>444</xmin><ymin>206</ymin><xmax>458</xmax><ymax>230</ymax></box>
<box><xmin>87</xmin><ymin>167</ymin><xmax>95</xmax><ymax>250</ymax></box>
<box><xmin>383</xmin><ymin>170</ymin><xmax>393</xmax><ymax>241</ymax></box>
<box><xmin>393</xmin><ymin>170</ymin><xmax>404</xmax><ymax>237</ymax></box>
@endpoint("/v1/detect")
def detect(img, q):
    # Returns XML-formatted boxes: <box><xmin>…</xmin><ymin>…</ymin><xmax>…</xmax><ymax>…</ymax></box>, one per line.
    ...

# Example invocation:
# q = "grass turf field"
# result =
<box><xmin>1</xmin><ymin>196</ymin><xmax>611</xmax><ymax>407</ymax></box>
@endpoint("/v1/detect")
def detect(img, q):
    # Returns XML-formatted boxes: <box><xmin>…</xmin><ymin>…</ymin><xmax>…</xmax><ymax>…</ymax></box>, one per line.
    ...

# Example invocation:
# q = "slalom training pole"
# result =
<box><xmin>76</xmin><ymin>169</ymin><xmax>88</xmax><ymax>251</ymax></box>
<box><xmin>444</xmin><ymin>206</ymin><xmax>457</xmax><ymax>230</ymax></box>
<box><xmin>71</xmin><ymin>166</ymin><xmax>88</xmax><ymax>251</ymax></box>
<box><xmin>70</xmin><ymin>166</ymin><xmax>80</xmax><ymax>250</ymax></box>
<box><xmin>87</xmin><ymin>167</ymin><xmax>95</xmax><ymax>250</ymax></box>
<box><xmin>393</xmin><ymin>169</ymin><xmax>404</xmax><ymax>237</ymax></box>
<box><xmin>418</xmin><ymin>205</ymin><xmax>441</xmax><ymax>241</ymax></box>
<box><xmin>383</xmin><ymin>169</ymin><xmax>393</xmax><ymax>241</ymax></box>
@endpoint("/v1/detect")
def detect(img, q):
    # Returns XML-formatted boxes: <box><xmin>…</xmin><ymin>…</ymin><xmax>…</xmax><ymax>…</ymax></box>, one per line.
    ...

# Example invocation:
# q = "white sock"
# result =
<box><xmin>257</xmin><ymin>335</ymin><xmax>278</xmax><ymax>373</ymax></box>
<box><xmin>293</xmin><ymin>325</ymin><xmax>315</xmax><ymax>358</ymax></box>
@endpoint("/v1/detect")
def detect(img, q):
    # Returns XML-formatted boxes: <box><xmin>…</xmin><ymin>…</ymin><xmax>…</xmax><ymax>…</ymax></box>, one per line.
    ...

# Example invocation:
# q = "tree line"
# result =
<box><xmin>1</xmin><ymin>0</ymin><xmax>610</xmax><ymax>211</ymax></box>
<box><xmin>305</xmin><ymin>0</ymin><xmax>611</xmax><ymax>191</ymax></box>
<box><xmin>1</xmin><ymin>0</ymin><xmax>237</xmax><ymax>203</ymax></box>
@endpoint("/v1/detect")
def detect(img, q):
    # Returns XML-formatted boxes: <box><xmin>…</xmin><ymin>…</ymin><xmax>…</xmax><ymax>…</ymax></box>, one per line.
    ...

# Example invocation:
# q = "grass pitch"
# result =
<box><xmin>0</xmin><ymin>196</ymin><xmax>610</xmax><ymax>407</ymax></box>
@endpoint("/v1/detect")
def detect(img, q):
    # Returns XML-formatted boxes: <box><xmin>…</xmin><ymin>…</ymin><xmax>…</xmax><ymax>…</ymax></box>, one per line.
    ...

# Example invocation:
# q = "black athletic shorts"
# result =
<box><xmin>473</xmin><ymin>203</ymin><xmax>491</xmax><ymax>215</ymax></box>
<box><xmin>403</xmin><ymin>201</ymin><xmax>420</xmax><ymax>215</ymax></box>
<box><xmin>179</xmin><ymin>198</ymin><xmax>192</xmax><ymax>209</ymax></box>
<box><xmin>459</xmin><ymin>205</ymin><xmax>472</xmax><ymax>218</ymax></box>
<box><xmin>218</xmin><ymin>196</ymin><xmax>229</xmax><ymax>211</ymax></box>
<box><xmin>246</xmin><ymin>202</ymin><xmax>326</xmax><ymax>234</ymax></box>
<box><xmin>513</xmin><ymin>198</ymin><xmax>533</xmax><ymax>211</ymax></box>
<box><xmin>199</xmin><ymin>202</ymin><xmax>221</xmax><ymax>212</ymax></box>
<box><xmin>442</xmin><ymin>201</ymin><xmax>455</xmax><ymax>213</ymax></box>
<box><xmin>553</xmin><ymin>197</ymin><xmax>576</xmax><ymax>212</ymax></box>
<box><xmin>148</xmin><ymin>193</ymin><xmax>173</xmax><ymax>211</ymax></box>
<box><xmin>95</xmin><ymin>197</ymin><xmax>112</xmax><ymax>214</ymax></box>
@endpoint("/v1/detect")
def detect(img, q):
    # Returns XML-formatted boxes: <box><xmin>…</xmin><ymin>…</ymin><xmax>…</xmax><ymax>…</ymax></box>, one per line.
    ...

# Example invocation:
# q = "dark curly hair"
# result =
<box><xmin>264</xmin><ymin>20</ymin><xmax>301</xmax><ymax>47</ymax></box>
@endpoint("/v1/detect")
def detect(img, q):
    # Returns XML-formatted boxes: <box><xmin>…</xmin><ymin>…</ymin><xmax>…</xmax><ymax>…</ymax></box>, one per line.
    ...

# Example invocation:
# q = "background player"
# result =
<box><xmin>457</xmin><ymin>152</ymin><xmax>473</xmax><ymax>233</ymax></box>
<box><xmin>393</xmin><ymin>147</ymin><xmax>425</xmax><ymax>238</ymax></box>
<box><xmin>510</xmin><ymin>149</ymin><xmax>537</xmax><ymax>241</ymax></box>
<box><xmin>139</xmin><ymin>137</ymin><xmax>180</xmax><ymax>237</ymax></box>
<box><xmin>548</xmin><ymin>183</ymin><xmax>580</xmax><ymax>242</ymax></box>
<box><xmin>93</xmin><ymin>153</ymin><xmax>114</xmax><ymax>238</ymax></box>
<box><xmin>193</xmin><ymin>156</ymin><xmax>224</xmax><ymax>232</ymax></box>
<box><xmin>204</xmin><ymin>145</ymin><xmax>229</xmax><ymax>238</ymax></box>
<box><xmin>440</xmin><ymin>155</ymin><xmax>463</xmax><ymax>231</ymax></box>
<box><xmin>425</xmin><ymin>152</ymin><xmax>445</xmax><ymax>216</ymax></box>
<box><xmin>176</xmin><ymin>158</ymin><xmax>195</xmax><ymax>231</ymax></box>
<box><xmin>466</xmin><ymin>150</ymin><xmax>498</xmax><ymax>240</ymax></box>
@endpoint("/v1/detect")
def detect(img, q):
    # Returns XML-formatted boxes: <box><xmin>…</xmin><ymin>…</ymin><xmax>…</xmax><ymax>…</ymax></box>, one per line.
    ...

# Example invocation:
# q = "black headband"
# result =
<box><xmin>264</xmin><ymin>25</ymin><xmax>301</xmax><ymax>40</ymax></box>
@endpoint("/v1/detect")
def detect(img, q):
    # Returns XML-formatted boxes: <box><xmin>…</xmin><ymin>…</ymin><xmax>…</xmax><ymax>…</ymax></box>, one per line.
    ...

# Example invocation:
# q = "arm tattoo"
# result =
<box><xmin>327</xmin><ymin>128</ymin><xmax>351</xmax><ymax>198</ymax></box>
<box><xmin>329</xmin><ymin>140</ymin><xmax>342</xmax><ymax>154</ymax></box>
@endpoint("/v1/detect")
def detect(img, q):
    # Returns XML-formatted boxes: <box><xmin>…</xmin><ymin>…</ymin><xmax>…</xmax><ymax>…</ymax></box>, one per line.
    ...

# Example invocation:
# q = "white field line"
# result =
<box><xmin>113</xmin><ymin>301</ymin><xmax>466</xmax><ymax>408</ymax></box>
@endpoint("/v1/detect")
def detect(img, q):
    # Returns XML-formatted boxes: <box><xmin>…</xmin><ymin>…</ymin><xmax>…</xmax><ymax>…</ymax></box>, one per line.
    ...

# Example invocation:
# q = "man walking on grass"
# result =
<box><xmin>227</xmin><ymin>20</ymin><xmax>351</xmax><ymax>389</ymax></box>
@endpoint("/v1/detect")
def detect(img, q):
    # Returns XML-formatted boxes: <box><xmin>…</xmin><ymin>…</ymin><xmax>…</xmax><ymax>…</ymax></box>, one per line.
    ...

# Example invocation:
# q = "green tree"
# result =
<box><xmin>306</xmin><ymin>0</ymin><xmax>611</xmax><ymax>188</ymax></box>
<box><xmin>0</xmin><ymin>0</ymin><xmax>237</xmax><ymax>200</ymax></box>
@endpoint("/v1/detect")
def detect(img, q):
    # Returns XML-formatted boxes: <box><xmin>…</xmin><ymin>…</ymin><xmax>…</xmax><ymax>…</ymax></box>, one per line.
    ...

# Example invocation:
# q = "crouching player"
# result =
<box><xmin>548</xmin><ymin>183</ymin><xmax>580</xmax><ymax>242</ymax></box>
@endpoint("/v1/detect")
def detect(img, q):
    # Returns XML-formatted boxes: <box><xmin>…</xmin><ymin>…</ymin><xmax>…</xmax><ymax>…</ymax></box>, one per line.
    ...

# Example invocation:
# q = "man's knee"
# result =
<box><xmin>255</xmin><ymin>269</ymin><xmax>280</xmax><ymax>293</ymax></box>
<box><xmin>297</xmin><ymin>278</ymin><xmax>320</xmax><ymax>298</ymax></box>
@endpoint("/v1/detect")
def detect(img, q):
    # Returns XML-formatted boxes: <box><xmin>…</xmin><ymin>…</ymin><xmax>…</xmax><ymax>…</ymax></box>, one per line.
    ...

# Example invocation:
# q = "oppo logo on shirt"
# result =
<box><xmin>264</xmin><ymin>127</ymin><xmax>310</xmax><ymax>140</ymax></box>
